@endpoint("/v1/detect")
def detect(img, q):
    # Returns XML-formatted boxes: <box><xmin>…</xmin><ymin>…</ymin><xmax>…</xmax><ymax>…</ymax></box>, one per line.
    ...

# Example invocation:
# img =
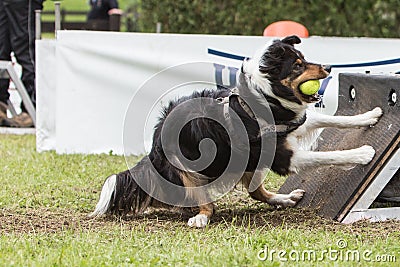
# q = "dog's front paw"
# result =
<box><xmin>354</xmin><ymin>145</ymin><xmax>376</xmax><ymax>164</ymax></box>
<box><xmin>362</xmin><ymin>107</ymin><xmax>383</xmax><ymax>126</ymax></box>
<box><xmin>188</xmin><ymin>214</ymin><xmax>209</xmax><ymax>228</ymax></box>
<box><xmin>289</xmin><ymin>189</ymin><xmax>305</xmax><ymax>202</ymax></box>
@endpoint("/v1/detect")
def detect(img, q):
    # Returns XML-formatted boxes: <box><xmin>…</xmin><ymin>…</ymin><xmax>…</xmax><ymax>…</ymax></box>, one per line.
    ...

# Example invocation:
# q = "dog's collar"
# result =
<box><xmin>217</xmin><ymin>88</ymin><xmax>307</xmax><ymax>135</ymax></box>
<box><xmin>262</xmin><ymin>114</ymin><xmax>307</xmax><ymax>135</ymax></box>
<box><xmin>217</xmin><ymin>87</ymin><xmax>253</xmax><ymax>119</ymax></box>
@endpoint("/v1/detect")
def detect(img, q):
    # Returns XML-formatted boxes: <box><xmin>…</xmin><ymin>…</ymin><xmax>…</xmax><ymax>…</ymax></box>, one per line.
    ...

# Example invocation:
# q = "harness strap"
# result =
<box><xmin>260</xmin><ymin>114</ymin><xmax>307</xmax><ymax>136</ymax></box>
<box><xmin>217</xmin><ymin>89</ymin><xmax>307</xmax><ymax>135</ymax></box>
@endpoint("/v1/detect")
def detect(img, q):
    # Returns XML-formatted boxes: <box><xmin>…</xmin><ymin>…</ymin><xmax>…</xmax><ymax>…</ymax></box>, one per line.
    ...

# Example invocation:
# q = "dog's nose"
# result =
<box><xmin>323</xmin><ymin>64</ymin><xmax>332</xmax><ymax>73</ymax></box>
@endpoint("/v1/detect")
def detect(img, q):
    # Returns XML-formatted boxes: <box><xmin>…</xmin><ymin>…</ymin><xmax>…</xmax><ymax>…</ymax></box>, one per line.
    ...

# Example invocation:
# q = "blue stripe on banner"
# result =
<box><xmin>207</xmin><ymin>48</ymin><xmax>400</xmax><ymax>68</ymax></box>
<box><xmin>331</xmin><ymin>58</ymin><xmax>400</xmax><ymax>68</ymax></box>
<box><xmin>207</xmin><ymin>48</ymin><xmax>246</xmax><ymax>61</ymax></box>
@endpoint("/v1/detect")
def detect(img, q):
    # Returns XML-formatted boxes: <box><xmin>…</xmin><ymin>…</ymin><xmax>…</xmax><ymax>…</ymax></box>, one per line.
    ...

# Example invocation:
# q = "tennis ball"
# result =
<box><xmin>299</xmin><ymin>80</ymin><xmax>320</xmax><ymax>95</ymax></box>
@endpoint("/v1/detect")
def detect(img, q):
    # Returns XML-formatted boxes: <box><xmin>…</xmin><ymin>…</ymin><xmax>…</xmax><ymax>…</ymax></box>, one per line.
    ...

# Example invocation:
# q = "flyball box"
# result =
<box><xmin>279</xmin><ymin>73</ymin><xmax>400</xmax><ymax>222</ymax></box>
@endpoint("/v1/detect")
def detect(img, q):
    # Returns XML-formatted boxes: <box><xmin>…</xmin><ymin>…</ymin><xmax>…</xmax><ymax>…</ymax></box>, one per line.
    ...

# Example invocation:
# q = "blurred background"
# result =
<box><xmin>42</xmin><ymin>0</ymin><xmax>400</xmax><ymax>38</ymax></box>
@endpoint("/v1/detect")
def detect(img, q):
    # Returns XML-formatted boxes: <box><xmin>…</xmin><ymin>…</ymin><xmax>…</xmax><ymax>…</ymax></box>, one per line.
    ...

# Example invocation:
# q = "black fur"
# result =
<box><xmin>110</xmin><ymin>158</ymin><xmax>153</xmax><ymax>214</ymax></box>
<box><xmin>97</xmin><ymin>36</ymin><xmax>328</xmax><ymax>216</ymax></box>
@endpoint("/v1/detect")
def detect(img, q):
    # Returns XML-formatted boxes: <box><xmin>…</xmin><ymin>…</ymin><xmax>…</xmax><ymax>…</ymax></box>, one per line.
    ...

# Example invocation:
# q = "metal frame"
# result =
<box><xmin>7</xmin><ymin>99</ymin><xmax>17</xmax><ymax>117</ymax></box>
<box><xmin>0</xmin><ymin>60</ymin><xmax>36</xmax><ymax>126</ymax></box>
<box><xmin>341</xmin><ymin>148</ymin><xmax>400</xmax><ymax>223</ymax></box>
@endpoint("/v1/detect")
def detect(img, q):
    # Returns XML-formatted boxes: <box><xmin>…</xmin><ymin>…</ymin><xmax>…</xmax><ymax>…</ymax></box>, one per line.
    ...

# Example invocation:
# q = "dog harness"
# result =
<box><xmin>217</xmin><ymin>88</ymin><xmax>307</xmax><ymax>136</ymax></box>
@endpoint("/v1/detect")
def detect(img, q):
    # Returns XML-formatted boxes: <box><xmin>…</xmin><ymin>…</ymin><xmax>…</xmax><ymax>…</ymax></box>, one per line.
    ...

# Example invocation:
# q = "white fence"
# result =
<box><xmin>36</xmin><ymin>31</ymin><xmax>400</xmax><ymax>155</ymax></box>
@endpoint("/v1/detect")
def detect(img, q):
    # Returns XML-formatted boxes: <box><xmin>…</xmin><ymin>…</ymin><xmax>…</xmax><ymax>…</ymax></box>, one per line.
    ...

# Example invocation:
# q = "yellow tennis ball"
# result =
<box><xmin>299</xmin><ymin>80</ymin><xmax>320</xmax><ymax>95</ymax></box>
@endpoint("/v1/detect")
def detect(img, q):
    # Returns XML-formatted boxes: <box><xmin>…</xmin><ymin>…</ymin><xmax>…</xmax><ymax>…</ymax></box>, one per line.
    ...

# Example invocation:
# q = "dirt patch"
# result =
<box><xmin>1</xmin><ymin>202</ymin><xmax>400</xmax><ymax>237</ymax></box>
<box><xmin>1</xmin><ymin>190</ymin><xmax>400</xmax><ymax>235</ymax></box>
<box><xmin>0</xmin><ymin>208</ymin><xmax>111</xmax><ymax>234</ymax></box>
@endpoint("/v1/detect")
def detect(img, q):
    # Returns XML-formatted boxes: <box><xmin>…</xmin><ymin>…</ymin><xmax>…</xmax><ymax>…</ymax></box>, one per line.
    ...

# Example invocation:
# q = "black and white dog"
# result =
<box><xmin>90</xmin><ymin>36</ymin><xmax>382</xmax><ymax>227</ymax></box>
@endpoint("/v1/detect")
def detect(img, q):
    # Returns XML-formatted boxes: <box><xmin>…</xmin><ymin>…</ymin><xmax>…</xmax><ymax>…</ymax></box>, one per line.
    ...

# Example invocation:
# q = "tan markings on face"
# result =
<box><xmin>281</xmin><ymin>78</ymin><xmax>290</xmax><ymax>87</ymax></box>
<box><xmin>281</xmin><ymin>63</ymin><xmax>329</xmax><ymax>91</ymax></box>
<box><xmin>294</xmin><ymin>64</ymin><xmax>328</xmax><ymax>89</ymax></box>
<box><xmin>280</xmin><ymin>63</ymin><xmax>330</xmax><ymax>103</ymax></box>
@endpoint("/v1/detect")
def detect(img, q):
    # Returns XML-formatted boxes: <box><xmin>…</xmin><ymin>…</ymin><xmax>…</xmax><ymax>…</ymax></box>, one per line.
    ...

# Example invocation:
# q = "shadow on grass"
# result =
<box><xmin>116</xmin><ymin>205</ymin><xmax>333</xmax><ymax>229</ymax></box>
<box><xmin>2</xmin><ymin>205</ymin><xmax>400</xmax><ymax>237</ymax></box>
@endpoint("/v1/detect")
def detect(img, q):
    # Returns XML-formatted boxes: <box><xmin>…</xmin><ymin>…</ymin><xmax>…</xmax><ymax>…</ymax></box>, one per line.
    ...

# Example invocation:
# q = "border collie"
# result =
<box><xmin>90</xmin><ymin>35</ymin><xmax>382</xmax><ymax>227</ymax></box>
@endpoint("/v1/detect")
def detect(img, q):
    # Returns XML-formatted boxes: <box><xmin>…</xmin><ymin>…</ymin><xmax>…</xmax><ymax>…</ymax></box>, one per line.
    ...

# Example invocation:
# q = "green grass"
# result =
<box><xmin>0</xmin><ymin>134</ymin><xmax>399</xmax><ymax>266</ymax></box>
<box><xmin>0</xmin><ymin>135</ymin><xmax>126</xmax><ymax>212</ymax></box>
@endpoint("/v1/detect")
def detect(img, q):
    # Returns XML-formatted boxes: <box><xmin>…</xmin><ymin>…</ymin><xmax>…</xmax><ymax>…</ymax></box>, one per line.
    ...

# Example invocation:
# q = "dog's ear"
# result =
<box><xmin>281</xmin><ymin>35</ymin><xmax>301</xmax><ymax>46</ymax></box>
<box><xmin>241</xmin><ymin>58</ymin><xmax>250</xmax><ymax>73</ymax></box>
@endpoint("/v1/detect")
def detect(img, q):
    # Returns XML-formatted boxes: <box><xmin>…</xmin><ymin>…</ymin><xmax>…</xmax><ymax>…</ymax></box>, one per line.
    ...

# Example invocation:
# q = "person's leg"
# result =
<box><xmin>6</xmin><ymin>0</ymin><xmax>42</xmax><ymax>110</ymax></box>
<box><xmin>26</xmin><ymin>0</ymin><xmax>43</xmax><ymax>107</ymax></box>
<box><xmin>6</xmin><ymin>0</ymin><xmax>34</xmax><ymax>107</ymax></box>
<box><xmin>0</xmin><ymin>0</ymin><xmax>12</xmax><ymax>105</ymax></box>
<box><xmin>1</xmin><ymin>0</ymin><xmax>43</xmax><ymax>127</ymax></box>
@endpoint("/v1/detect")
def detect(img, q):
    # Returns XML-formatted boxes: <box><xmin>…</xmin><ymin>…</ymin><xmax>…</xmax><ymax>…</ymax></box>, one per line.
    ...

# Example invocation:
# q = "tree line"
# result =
<box><xmin>125</xmin><ymin>0</ymin><xmax>400</xmax><ymax>37</ymax></box>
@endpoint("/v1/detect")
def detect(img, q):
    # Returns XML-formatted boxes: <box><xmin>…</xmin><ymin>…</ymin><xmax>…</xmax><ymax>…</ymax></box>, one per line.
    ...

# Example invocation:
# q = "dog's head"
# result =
<box><xmin>241</xmin><ymin>35</ymin><xmax>330</xmax><ymax>105</ymax></box>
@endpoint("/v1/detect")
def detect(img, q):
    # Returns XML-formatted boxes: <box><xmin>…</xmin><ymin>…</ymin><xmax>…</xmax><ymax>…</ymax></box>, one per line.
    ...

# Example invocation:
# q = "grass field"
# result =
<box><xmin>0</xmin><ymin>134</ymin><xmax>399</xmax><ymax>266</ymax></box>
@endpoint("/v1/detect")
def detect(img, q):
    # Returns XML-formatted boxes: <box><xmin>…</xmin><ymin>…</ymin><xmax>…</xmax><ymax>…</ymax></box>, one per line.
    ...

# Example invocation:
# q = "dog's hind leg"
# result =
<box><xmin>180</xmin><ymin>172</ymin><xmax>214</xmax><ymax>228</ymax></box>
<box><xmin>242</xmin><ymin>172</ymin><xmax>305</xmax><ymax>208</ymax></box>
<box><xmin>187</xmin><ymin>203</ymin><xmax>214</xmax><ymax>228</ymax></box>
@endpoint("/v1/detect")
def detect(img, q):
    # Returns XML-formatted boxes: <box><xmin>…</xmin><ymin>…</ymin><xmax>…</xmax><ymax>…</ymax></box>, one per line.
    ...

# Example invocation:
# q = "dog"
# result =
<box><xmin>90</xmin><ymin>35</ymin><xmax>382</xmax><ymax>227</ymax></box>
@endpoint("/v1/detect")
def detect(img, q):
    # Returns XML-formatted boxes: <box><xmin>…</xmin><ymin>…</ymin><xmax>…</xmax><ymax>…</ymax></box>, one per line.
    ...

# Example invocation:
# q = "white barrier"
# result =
<box><xmin>36</xmin><ymin>31</ymin><xmax>400</xmax><ymax>155</ymax></box>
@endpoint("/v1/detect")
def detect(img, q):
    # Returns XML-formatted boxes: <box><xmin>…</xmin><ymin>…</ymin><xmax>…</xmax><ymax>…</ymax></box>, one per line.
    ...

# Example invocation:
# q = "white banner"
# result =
<box><xmin>36</xmin><ymin>31</ymin><xmax>400</xmax><ymax>155</ymax></box>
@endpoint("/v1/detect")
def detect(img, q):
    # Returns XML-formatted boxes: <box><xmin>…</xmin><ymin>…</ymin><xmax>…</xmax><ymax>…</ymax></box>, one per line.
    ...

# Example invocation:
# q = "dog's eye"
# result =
<box><xmin>293</xmin><ymin>63</ymin><xmax>302</xmax><ymax>70</ymax></box>
<box><xmin>293</xmin><ymin>59</ymin><xmax>304</xmax><ymax>70</ymax></box>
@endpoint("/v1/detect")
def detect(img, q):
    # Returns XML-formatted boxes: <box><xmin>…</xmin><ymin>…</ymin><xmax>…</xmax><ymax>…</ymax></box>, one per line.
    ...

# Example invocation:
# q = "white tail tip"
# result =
<box><xmin>89</xmin><ymin>174</ymin><xmax>117</xmax><ymax>217</ymax></box>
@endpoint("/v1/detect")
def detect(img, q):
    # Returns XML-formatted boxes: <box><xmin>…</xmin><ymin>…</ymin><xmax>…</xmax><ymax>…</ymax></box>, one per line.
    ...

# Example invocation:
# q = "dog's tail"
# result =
<box><xmin>89</xmin><ymin>157</ymin><xmax>154</xmax><ymax>217</ymax></box>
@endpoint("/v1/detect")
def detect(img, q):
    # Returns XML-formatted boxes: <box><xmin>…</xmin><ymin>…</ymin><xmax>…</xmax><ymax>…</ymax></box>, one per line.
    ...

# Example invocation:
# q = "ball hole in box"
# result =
<box><xmin>388</xmin><ymin>89</ymin><xmax>397</xmax><ymax>106</ymax></box>
<box><xmin>349</xmin><ymin>85</ymin><xmax>356</xmax><ymax>101</ymax></box>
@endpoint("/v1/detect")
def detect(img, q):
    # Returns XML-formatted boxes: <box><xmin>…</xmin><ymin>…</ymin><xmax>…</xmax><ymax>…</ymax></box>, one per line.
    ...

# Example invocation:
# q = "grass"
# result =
<box><xmin>0</xmin><ymin>134</ymin><xmax>400</xmax><ymax>266</ymax></box>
